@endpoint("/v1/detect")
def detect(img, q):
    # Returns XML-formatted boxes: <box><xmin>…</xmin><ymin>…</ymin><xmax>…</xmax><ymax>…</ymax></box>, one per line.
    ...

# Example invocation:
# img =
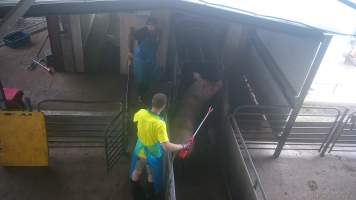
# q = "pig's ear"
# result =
<box><xmin>193</xmin><ymin>72</ymin><xmax>202</xmax><ymax>81</ymax></box>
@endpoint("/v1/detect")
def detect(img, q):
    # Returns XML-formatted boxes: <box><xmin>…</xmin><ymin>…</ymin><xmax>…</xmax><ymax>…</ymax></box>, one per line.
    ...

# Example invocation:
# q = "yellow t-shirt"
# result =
<box><xmin>133</xmin><ymin>109</ymin><xmax>169</xmax><ymax>158</ymax></box>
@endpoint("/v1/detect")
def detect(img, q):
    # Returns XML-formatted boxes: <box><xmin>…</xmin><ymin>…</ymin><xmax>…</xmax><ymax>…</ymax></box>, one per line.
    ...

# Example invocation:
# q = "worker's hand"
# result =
<box><xmin>128</xmin><ymin>52</ymin><xmax>133</xmax><ymax>59</ymax></box>
<box><xmin>181</xmin><ymin>137</ymin><xmax>194</xmax><ymax>150</ymax></box>
<box><xmin>186</xmin><ymin>137</ymin><xmax>194</xmax><ymax>149</ymax></box>
<box><xmin>127</xmin><ymin>52</ymin><xmax>133</xmax><ymax>67</ymax></box>
<box><xmin>178</xmin><ymin>137</ymin><xmax>194</xmax><ymax>159</ymax></box>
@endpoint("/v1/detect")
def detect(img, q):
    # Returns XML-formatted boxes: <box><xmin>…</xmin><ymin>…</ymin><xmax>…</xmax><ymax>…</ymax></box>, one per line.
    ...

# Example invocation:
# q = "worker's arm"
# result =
<box><xmin>128</xmin><ymin>27</ymin><xmax>135</xmax><ymax>54</ymax></box>
<box><xmin>158</xmin><ymin>122</ymin><xmax>193</xmax><ymax>153</ymax></box>
<box><xmin>161</xmin><ymin>142</ymin><xmax>185</xmax><ymax>152</ymax></box>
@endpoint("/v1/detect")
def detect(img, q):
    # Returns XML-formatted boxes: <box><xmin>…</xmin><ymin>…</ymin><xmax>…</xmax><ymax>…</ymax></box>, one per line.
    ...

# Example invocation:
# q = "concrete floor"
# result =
<box><xmin>252</xmin><ymin>149</ymin><xmax>356</xmax><ymax>200</ymax></box>
<box><xmin>0</xmin><ymin>149</ymin><xmax>131</xmax><ymax>200</ymax></box>
<box><xmin>0</xmin><ymin>31</ymin><xmax>130</xmax><ymax>200</ymax></box>
<box><xmin>0</xmin><ymin>31</ymin><xmax>124</xmax><ymax>109</ymax></box>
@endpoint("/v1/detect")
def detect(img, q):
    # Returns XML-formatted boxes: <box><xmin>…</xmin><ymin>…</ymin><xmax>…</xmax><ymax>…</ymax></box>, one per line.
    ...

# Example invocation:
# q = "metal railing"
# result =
<box><xmin>163</xmin><ymin>152</ymin><xmax>176</xmax><ymax>200</ymax></box>
<box><xmin>37</xmin><ymin>99</ymin><xmax>122</xmax><ymax>112</ymax></box>
<box><xmin>104</xmin><ymin>110</ymin><xmax>127</xmax><ymax>171</ymax></box>
<box><xmin>162</xmin><ymin>86</ymin><xmax>177</xmax><ymax>200</ymax></box>
<box><xmin>328</xmin><ymin>110</ymin><xmax>356</xmax><ymax>153</ymax></box>
<box><xmin>230</xmin><ymin>114</ymin><xmax>268</xmax><ymax>200</ymax></box>
<box><xmin>232</xmin><ymin>105</ymin><xmax>343</xmax><ymax>155</ymax></box>
<box><xmin>37</xmin><ymin>99</ymin><xmax>122</xmax><ymax>148</ymax></box>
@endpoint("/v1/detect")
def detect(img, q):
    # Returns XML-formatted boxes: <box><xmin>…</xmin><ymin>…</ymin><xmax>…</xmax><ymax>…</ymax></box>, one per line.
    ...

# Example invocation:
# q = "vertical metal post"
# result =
<box><xmin>47</xmin><ymin>16</ymin><xmax>65</xmax><ymax>71</ymax></box>
<box><xmin>321</xmin><ymin>108</ymin><xmax>349</xmax><ymax>155</ymax></box>
<box><xmin>273</xmin><ymin>34</ymin><xmax>332</xmax><ymax>158</ymax></box>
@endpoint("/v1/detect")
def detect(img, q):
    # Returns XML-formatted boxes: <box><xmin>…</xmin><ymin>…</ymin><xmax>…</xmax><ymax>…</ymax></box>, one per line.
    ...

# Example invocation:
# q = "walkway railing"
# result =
<box><xmin>104</xmin><ymin>110</ymin><xmax>127</xmax><ymax>171</ymax></box>
<box><xmin>328</xmin><ymin>110</ymin><xmax>356</xmax><ymax>153</ymax></box>
<box><xmin>232</xmin><ymin>105</ymin><xmax>344</xmax><ymax>156</ymax></box>
<box><xmin>229</xmin><ymin>114</ymin><xmax>268</xmax><ymax>200</ymax></box>
<box><xmin>37</xmin><ymin>99</ymin><xmax>122</xmax><ymax>148</ymax></box>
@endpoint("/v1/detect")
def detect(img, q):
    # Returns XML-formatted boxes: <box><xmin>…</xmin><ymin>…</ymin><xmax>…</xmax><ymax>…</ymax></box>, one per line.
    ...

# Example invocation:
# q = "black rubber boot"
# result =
<box><xmin>130</xmin><ymin>179</ymin><xmax>145</xmax><ymax>200</ymax></box>
<box><xmin>146</xmin><ymin>182</ymin><xmax>157</xmax><ymax>200</ymax></box>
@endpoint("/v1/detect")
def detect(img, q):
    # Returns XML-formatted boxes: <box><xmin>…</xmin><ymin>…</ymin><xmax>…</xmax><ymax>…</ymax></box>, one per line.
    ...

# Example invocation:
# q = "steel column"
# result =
<box><xmin>273</xmin><ymin>35</ymin><xmax>332</xmax><ymax>158</ymax></box>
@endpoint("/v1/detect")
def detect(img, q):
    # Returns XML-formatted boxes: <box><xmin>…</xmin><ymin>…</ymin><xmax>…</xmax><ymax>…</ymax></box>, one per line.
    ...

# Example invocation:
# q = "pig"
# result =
<box><xmin>170</xmin><ymin>71</ymin><xmax>222</xmax><ymax>144</ymax></box>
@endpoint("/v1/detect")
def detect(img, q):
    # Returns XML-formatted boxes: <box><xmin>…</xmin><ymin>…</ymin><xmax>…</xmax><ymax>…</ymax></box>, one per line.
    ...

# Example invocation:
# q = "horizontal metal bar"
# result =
<box><xmin>330</xmin><ymin>144</ymin><xmax>356</xmax><ymax>147</ymax></box>
<box><xmin>47</xmin><ymin>132</ymin><xmax>106</xmax><ymax>136</ymax></box>
<box><xmin>331</xmin><ymin>140</ymin><xmax>356</xmax><ymax>143</ymax></box>
<box><xmin>47</xmin><ymin>128</ymin><xmax>107</xmax><ymax>132</ymax></box>
<box><xmin>245</xmin><ymin>146</ymin><xmax>321</xmax><ymax>150</ymax></box>
<box><xmin>327</xmin><ymin>149</ymin><xmax>356</xmax><ymax>152</ymax></box>
<box><xmin>233</xmin><ymin>105</ymin><xmax>342</xmax><ymax>115</ymax></box>
<box><xmin>38</xmin><ymin>99</ymin><xmax>122</xmax><ymax>112</ymax></box>
<box><xmin>46</xmin><ymin>121</ymin><xmax>113</xmax><ymax>125</ymax></box>
<box><xmin>236</xmin><ymin>112</ymin><xmax>339</xmax><ymax>117</ymax></box>
<box><xmin>48</xmin><ymin>140</ymin><xmax>104</xmax><ymax>143</ymax></box>
<box><xmin>286</xmin><ymin>138</ymin><xmax>325</xmax><ymax>143</ymax></box>
<box><xmin>48</xmin><ymin>144</ymin><xmax>104</xmax><ymax>148</ymax></box>
<box><xmin>245</xmin><ymin>141</ymin><xmax>324</xmax><ymax>145</ymax></box>
<box><xmin>48</xmin><ymin>134</ymin><xmax>105</xmax><ymax>137</ymax></box>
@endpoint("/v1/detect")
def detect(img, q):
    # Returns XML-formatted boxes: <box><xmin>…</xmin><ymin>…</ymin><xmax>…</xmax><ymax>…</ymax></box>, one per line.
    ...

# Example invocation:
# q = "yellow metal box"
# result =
<box><xmin>0</xmin><ymin>111</ymin><xmax>48</xmax><ymax>166</ymax></box>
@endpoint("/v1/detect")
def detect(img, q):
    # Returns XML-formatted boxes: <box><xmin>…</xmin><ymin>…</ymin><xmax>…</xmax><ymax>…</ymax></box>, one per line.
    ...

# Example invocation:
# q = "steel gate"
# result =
<box><xmin>104</xmin><ymin>110</ymin><xmax>127</xmax><ymax>171</ymax></box>
<box><xmin>37</xmin><ymin>99</ymin><xmax>127</xmax><ymax>171</ymax></box>
<box><xmin>231</xmin><ymin>105</ymin><xmax>343</xmax><ymax>156</ymax></box>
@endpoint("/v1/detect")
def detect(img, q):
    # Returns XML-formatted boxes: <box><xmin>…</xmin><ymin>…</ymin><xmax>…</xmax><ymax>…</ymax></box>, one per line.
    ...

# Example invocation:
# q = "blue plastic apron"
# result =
<box><xmin>133</xmin><ymin>31</ymin><xmax>160</xmax><ymax>88</ymax></box>
<box><xmin>130</xmin><ymin>139</ymin><xmax>164</xmax><ymax>193</ymax></box>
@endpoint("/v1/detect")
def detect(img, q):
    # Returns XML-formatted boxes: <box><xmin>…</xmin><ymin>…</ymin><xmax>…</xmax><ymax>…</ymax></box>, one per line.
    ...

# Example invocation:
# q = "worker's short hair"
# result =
<box><xmin>152</xmin><ymin>93</ymin><xmax>167</xmax><ymax>109</ymax></box>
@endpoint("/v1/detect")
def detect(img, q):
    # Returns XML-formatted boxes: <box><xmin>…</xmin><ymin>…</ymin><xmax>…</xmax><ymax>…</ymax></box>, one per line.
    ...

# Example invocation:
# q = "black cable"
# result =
<box><xmin>196</xmin><ymin>0</ymin><xmax>356</xmax><ymax>37</ymax></box>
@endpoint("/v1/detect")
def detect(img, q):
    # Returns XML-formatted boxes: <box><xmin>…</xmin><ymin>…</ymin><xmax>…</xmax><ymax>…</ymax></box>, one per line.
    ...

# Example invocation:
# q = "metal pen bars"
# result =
<box><xmin>37</xmin><ymin>99</ymin><xmax>122</xmax><ymax>149</ymax></box>
<box><xmin>231</xmin><ymin>105</ymin><xmax>356</xmax><ymax>156</ymax></box>
<box><xmin>37</xmin><ymin>99</ymin><xmax>126</xmax><ymax>171</ymax></box>
<box><xmin>328</xmin><ymin>110</ymin><xmax>356</xmax><ymax>153</ymax></box>
<box><xmin>230</xmin><ymin>115</ymin><xmax>268</xmax><ymax>200</ymax></box>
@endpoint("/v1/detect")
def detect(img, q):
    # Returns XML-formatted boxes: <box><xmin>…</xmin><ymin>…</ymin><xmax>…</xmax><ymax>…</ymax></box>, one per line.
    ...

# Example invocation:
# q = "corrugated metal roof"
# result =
<box><xmin>1</xmin><ymin>0</ymin><xmax>355</xmax><ymax>35</ymax></box>
<box><xmin>191</xmin><ymin>0</ymin><xmax>356</xmax><ymax>35</ymax></box>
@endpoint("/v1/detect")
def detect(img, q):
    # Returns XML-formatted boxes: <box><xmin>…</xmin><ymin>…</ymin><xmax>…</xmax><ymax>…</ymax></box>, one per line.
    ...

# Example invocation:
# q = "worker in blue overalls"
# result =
<box><xmin>128</xmin><ymin>17</ymin><xmax>161</xmax><ymax>105</ymax></box>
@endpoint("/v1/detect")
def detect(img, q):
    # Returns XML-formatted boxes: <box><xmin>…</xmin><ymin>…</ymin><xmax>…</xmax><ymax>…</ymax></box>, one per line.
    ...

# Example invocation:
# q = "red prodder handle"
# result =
<box><xmin>178</xmin><ymin>149</ymin><xmax>190</xmax><ymax>159</ymax></box>
<box><xmin>177</xmin><ymin>106</ymin><xmax>214</xmax><ymax>160</ymax></box>
<box><xmin>178</xmin><ymin>137</ymin><xmax>194</xmax><ymax>159</ymax></box>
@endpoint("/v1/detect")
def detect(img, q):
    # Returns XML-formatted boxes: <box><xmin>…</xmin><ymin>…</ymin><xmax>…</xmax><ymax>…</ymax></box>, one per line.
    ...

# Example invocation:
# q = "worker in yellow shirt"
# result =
<box><xmin>130</xmin><ymin>93</ymin><xmax>192</xmax><ymax>200</ymax></box>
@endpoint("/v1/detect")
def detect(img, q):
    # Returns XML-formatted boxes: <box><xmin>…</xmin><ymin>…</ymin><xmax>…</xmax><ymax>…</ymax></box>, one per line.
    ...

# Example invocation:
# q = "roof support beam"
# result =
<box><xmin>0</xmin><ymin>0</ymin><xmax>35</xmax><ymax>38</ymax></box>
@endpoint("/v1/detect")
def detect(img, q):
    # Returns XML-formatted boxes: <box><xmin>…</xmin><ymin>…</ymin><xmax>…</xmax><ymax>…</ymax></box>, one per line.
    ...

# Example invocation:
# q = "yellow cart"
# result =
<box><xmin>0</xmin><ymin>111</ymin><xmax>48</xmax><ymax>166</ymax></box>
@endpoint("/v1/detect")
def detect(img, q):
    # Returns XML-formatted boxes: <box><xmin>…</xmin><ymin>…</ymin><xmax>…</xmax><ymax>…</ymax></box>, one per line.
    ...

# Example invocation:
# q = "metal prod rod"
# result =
<box><xmin>32</xmin><ymin>58</ymin><xmax>53</xmax><ymax>73</ymax></box>
<box><xmin>193</xmin><ymin>106</ymin><xmax>214</xmax><ymax>138</ymax></box>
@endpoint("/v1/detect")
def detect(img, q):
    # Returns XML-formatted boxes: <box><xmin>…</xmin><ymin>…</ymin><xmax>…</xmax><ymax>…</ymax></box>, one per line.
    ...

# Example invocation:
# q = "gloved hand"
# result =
<box><xmin>182</xmin><ymin>137</ymin><xmax>194</xmax><ymax>150</ymax></box>
<box><xmin>178</xmin><ymin>137</ymin><xmax>194</xmax><ymax>159</ymax></box>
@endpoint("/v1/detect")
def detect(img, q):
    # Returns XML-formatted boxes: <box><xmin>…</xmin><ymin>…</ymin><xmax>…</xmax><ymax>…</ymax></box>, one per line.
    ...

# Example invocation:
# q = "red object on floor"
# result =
<box><xmin>3</xmin><ymin>88</ymin><xmax>24</xmax><ymax>107</ymax></box>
